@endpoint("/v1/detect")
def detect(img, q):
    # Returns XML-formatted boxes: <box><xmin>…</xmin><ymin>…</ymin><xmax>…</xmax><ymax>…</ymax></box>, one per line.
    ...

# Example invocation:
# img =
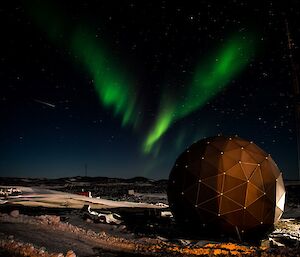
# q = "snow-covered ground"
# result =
<box><xmin>1</xmin><ymin>182</ymin><xmax>299</xmax><ymax>256</ymax></box>
<box><xmin>0</xmin><ymin>186</ymin><xmax>166</xmax><ymax>209</ymax></box>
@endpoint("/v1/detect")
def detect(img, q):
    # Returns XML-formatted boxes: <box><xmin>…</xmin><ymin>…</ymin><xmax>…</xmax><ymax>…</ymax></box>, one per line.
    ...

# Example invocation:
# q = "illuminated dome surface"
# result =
<box><xmin>168</xmin><ymin>135</ymin><xmax>285</xmax><ymax>237</ymax></box>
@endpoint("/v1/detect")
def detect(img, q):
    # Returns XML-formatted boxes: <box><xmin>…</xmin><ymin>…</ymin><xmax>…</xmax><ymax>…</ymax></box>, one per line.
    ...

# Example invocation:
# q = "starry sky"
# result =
<box><xmin>0</xmin><ymin>1</ymin><xmax>299</xmax><ymax>179</ymax></box>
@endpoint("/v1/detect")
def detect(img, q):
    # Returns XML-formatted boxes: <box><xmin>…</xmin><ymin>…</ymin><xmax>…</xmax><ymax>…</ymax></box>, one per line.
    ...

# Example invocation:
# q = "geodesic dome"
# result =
<box><xmin>168</xmin><ymin>135</ymin><xmax>285</xmax><ymax>237</ymax></box>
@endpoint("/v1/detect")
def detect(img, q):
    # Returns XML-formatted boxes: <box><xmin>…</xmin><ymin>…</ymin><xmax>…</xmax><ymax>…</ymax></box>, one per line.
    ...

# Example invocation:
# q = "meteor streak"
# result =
<box><xmin>28</xmin><ymin>1</ymin><xmax>139</xmax><ymax>128</ymax></box>
<box><xmin>27</xmin><ymin>1</ymin><xmax>255</xmax><ymax>156</ymax></box>
<box><xmin>34</xmin><ymin>99</ymin><xmax>56</xmax><ymax>108</ymax></box>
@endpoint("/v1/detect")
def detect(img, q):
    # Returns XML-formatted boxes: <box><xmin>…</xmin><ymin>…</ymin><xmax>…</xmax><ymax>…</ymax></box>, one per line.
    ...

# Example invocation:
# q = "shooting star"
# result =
<box><xmin>34</xmin><ymin>99</ymin><xmax>56</xmax><ymax>108</ymax></box>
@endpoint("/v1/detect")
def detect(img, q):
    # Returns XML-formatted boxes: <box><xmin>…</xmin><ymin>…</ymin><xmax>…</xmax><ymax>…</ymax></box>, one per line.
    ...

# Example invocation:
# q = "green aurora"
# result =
<box><xmin>28</xmin><ymin>2</ymin><xmax>255</xmax><ymax>155</ymax></box>
<box><xmin>71</xmin><ymin>30</ymin><xmax>138</xmax><ymax>127</ymax></box>
<box><xmin>143</xmin><ymin>35</ymin><xmax>255</xmax><ymax>153</ymax></box>
<box><xmin>28</xmin><ymin>2</ymin><xmax>138</xmax><ymax>128</ymax></box>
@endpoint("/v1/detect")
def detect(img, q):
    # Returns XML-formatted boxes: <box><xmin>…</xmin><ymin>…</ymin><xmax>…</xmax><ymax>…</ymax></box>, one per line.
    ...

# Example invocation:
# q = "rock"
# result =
<box><xmin>87</xmin><ymin>229</ymin><xmax>94</xmax><ymax>236</ymax></box>
<box><xmin>156</xmin><ymin>236</ymin><xmax>168</xmax><ymax>242</ymax></box>
<box><xmin>7</xmin><ymin>235</ymin><xmax>14</xmax><ymax>240</ymax></box>
<box><xmin>260</xmin><ymin>239</ymin><xmax>270</xmax><ymax>249</ymax></box>
<box><xmin>39</xmin><ymin>246</ymin><xmax>46</xmax><ymax>252</ymax></box>
<box><xmin>10</xmin><ymin>210</ymin><xmax>19</xmax><ymax>218</ymax></box>
<box><xmin>194</xmin><ymin>240</ymin><xmax>218</xmax><ymax>247</ymax></box>
<box><xmin>119</xmin><ymin>225</ymin><xmax>126</xmax><ymax>231</ymax></box>
<box><xmin>50</xmin><ymin>215</ymin><xmax>60</xmax><ymax>224</ymax></box>
<box><xmin>66</xmin><ymin>250</ymin><xmax>76</xmax><ymax>257</ymax></box>
<box><xmin>52</xmin><ymin>254</ymin><xmax>64</xmax><ymax>257</ymax></box>
<box><xmin>39</xmin><ymin>215</ymin><xmax>60</xmax><ymax>224</ymax></box>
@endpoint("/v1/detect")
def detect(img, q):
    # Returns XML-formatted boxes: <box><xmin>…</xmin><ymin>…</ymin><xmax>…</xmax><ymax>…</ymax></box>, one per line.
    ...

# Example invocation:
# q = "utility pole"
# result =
<box><xmin>286</xmin><ymin>20</ymin><xmax>300</xmax><ymax>180</ymax></box>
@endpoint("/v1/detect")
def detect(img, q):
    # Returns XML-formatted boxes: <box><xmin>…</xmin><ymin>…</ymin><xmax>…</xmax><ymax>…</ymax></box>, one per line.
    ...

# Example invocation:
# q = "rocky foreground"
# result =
<box><xmin>0</xmin><ymin>211</ymin><xmax>300</xmax><ymax>257</ymax></box>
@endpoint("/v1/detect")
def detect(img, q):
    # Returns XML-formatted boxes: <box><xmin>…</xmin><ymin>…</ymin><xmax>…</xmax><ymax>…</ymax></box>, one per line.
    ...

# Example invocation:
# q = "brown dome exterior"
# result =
<box><xmin>168</xmin><ymin>135</ymin><xmax>285</xmax><ymax>237</ymax></box>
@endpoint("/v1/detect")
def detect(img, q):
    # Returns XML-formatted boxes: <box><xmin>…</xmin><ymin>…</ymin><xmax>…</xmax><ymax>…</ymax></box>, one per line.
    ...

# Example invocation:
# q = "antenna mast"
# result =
<box><xmin>286</xmin><ymin>20</ymin><xmax>300</xmax><ymax>180</ymax></box>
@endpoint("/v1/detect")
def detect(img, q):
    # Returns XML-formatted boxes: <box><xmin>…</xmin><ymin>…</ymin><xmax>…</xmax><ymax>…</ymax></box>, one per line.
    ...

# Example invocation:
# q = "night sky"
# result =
<box><xmin>1</xmin><ymin>1</ymin><xmax>299</xmax><ymax>179</ymax></box>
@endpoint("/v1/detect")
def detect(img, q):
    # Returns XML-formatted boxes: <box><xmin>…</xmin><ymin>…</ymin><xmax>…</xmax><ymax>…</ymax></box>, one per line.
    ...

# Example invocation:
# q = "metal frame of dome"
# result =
<box><xmin>168</xmin><ymin>135</ymin><xmax>285</xmax><ymax>238</ymax></box>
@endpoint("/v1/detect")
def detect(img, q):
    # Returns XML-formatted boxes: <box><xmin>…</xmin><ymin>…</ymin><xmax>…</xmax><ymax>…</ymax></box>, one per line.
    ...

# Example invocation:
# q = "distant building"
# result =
<box><xmin>128</xmin><ymin>189</ymin><xmax>135</xmax><ymax>195</ymax></box>
<box><xmin>0</xmin><ymin>187</ymin><xmax>22</xmax><ymax>197</ymax></box>
<box><xmin>76</xmin><ymin>189</ymin><xmax>92</xmax><ymax>198</ymax></box>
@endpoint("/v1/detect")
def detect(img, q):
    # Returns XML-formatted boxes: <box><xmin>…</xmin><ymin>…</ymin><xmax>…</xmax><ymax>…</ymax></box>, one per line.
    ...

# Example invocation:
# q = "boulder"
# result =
<box><xmin>9</xmin><ymin>210</ymin><xmax>19</xmax><ymax>218</ymax></box>
<box><xmin>66</xmin><ymin>250</ymin><xmax>76</xmax><ymax>257</ymax></box>
<box><xmin>49</xmin><ymin>215</ymin><xmax>60</xmax><ymax>224</ymax></box>
<box><xmin>260</xmin><ymin>239</ymin><xmax>270</xmax><ymax>249</ymax></box>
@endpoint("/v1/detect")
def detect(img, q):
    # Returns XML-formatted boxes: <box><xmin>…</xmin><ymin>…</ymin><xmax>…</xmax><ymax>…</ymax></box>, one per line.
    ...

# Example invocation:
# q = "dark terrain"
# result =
<box><xmin>0</xmin><ymin>176</ymin><xmax>299</xmax><ymax>257</ymax></box>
